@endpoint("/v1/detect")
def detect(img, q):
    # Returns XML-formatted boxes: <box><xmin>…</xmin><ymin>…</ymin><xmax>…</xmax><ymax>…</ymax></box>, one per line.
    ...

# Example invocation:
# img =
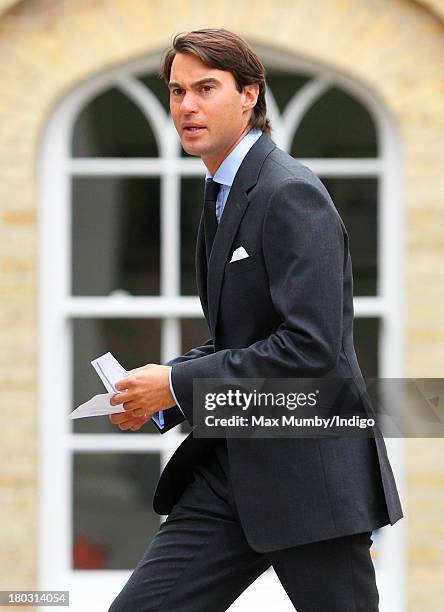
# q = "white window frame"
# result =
<box><xmin>38</xmin><ymin>49</ymin><xmax>406</xmax><ymax>611</ymax></box>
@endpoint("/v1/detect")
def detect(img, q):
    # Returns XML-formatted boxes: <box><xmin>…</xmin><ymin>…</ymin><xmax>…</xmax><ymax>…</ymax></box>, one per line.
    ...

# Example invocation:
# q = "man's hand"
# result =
<box><xmin>108</xmin><ymin>364</ymin><xmax>175</xmax><ymax>432</ymax></box>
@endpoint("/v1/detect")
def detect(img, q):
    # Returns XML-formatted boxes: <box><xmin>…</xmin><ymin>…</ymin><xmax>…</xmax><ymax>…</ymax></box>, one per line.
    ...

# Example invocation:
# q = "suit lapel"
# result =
<box><xmin>207</xmin><ymin>184</ymin><xmax>249</xmax><ymax>335</ymax></box>
<box><xmin>205</xmin><ymin>133</ymin><xmax>276</xmax><ymax>337</ymax></box>
<box><xmin>195</xmin><ymin>209</ymin><xmax>209</xmax><ymax>322</ymax></box>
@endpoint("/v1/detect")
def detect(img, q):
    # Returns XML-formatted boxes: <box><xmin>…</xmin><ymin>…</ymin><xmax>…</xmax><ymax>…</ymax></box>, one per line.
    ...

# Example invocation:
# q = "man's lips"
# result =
<box><xmin>183</xmin><ymin>125</ymin><xmax>206</xmax><ymax>135</ymax></box>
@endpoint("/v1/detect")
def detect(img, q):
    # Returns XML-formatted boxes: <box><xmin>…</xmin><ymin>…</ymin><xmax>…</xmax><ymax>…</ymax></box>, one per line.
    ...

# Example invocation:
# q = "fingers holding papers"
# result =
<box><xmin>108</xmin><ymin>410</ymin><xmax>149</xmax><ymax>431</ymax></box>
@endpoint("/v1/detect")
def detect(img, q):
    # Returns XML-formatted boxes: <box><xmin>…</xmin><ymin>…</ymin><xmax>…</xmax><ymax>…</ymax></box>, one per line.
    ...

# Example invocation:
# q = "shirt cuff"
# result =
<box><xmin>151</xmin><ymin>410</ymin><xmax>165</xmax><ymax>429</ymax></box>
<box><xmin>169</xmin><ymin>366</ymin><xmax>185</xmax><ymax>416</ymax></box>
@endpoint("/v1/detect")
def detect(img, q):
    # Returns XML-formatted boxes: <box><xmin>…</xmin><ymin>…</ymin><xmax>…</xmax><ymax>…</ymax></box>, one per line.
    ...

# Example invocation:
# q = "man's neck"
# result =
<box><xmin>202</xmin><ymin>125</ymin><xmax>251</xmax><ymax>176</ymax></box>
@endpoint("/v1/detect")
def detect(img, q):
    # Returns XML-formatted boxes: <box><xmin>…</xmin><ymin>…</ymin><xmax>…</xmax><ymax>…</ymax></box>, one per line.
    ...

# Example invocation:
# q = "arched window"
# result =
<box><xmin>39</xmin><ymin>50</ymin><xmax>404</xmax><ymax>610</ymax></box>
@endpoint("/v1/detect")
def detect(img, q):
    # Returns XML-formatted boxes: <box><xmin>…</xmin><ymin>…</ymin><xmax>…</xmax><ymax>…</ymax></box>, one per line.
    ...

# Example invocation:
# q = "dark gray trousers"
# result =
<box><xmin>109</xmin><ymin>442</ymin><xmax>379</xmax><ymax>611</ymax></box>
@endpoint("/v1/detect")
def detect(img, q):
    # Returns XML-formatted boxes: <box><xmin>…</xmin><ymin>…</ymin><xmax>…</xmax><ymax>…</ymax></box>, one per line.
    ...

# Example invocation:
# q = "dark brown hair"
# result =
<box><xmin>159</xmin><ymin>28</ymin><xmax>272</xmax><ymax>134</ymax></box>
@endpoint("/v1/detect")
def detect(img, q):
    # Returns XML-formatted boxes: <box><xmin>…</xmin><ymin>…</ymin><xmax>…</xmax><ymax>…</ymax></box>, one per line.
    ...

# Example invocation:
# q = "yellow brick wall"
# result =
<box><xmin>0</xmin><ymin>0</ymin><xmax>443</xmax><ymax>609</ymax></box>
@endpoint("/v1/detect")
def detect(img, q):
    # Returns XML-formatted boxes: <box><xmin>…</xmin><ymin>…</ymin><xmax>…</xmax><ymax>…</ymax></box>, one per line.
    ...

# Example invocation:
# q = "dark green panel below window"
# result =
<box><xmin>73</xmin><ymin>452</ymin><xmax>160</xmax><ymax>569</ymax></box>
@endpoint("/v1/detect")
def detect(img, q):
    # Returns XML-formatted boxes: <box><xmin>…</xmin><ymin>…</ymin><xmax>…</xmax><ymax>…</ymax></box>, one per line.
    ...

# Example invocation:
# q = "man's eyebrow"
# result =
<box><xmin>168</xmin><ymin>77</ymin><xmax>221</xmax><ymax>90</ymax></box>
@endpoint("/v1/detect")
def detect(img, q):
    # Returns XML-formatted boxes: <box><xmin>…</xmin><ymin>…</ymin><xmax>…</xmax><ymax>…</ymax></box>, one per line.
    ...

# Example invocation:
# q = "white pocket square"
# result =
<box><xmin>230</xmin><ymin>246</ymin><xmax>249</xmax><ymax>263</ymax></box>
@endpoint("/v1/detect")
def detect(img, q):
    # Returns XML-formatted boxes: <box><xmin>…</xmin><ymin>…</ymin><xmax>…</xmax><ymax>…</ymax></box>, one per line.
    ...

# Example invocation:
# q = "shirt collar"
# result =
<box><xmin>205</xmin><ymin>129</ymin><xmax>262</xmax><ymax>186</ymax></box>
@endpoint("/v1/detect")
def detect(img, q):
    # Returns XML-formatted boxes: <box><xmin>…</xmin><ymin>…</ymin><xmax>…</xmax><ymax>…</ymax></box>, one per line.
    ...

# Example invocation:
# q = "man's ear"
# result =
<box><xmin>242</xmin><ymin>82</ymin><xmax>259</xmax><ymax>113</ymax></box>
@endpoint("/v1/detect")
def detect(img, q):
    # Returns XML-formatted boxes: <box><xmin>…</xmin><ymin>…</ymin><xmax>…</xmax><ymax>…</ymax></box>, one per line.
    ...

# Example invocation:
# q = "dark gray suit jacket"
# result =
<box><xmin>153</xmin><ymin>133</ymin><xmax>403</xmax><ymax>552</ymax></box>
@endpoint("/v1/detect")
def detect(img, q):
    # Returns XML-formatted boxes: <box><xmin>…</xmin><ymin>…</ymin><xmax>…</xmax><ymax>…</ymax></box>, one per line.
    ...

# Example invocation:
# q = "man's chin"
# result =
<box><xmin>181</xmin><ymin>142</ymin><xmax>208</xmax><ymax>157</ymax></box>
<box><xmin>181</xmin><ymin>146</ymin><xmax>200</xmax><ymax>157</ymax></box>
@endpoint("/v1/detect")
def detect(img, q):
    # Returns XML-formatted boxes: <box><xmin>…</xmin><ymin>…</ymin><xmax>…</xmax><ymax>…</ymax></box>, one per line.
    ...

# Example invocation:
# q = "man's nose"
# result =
<box><xmin>180</xmin><ymin>92</ymin><xmax>199</xmax><ymax>114</ymax></box>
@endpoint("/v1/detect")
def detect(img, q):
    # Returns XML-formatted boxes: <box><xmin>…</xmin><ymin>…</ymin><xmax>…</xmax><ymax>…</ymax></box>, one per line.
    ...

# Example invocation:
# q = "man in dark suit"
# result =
<box><xmin>108</xmin><ymin>28</ymin><xmax>403</xmax><ymax>611</ymax></box>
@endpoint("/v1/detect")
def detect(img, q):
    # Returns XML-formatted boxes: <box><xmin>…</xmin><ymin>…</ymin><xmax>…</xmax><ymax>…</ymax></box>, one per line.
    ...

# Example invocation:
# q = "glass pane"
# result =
<box><xmin>179</xmin><ymin>318</ymin><xmax>210</xmax><ymax>434</ymax></box>
<box><xmin>72</xmin><ymin>177</ymin><xmax>160</xmax><ymax>296</ymax></box>
<box><xmin>180</xmin><ymin>177</ymin><xmax>204</xmax><ymax>295</ymax></box>
<box><xmin>72</xmin><ymin>87</ymin><xmax>158</xmax><ymax>157</ymax></box>
<box><xmin>137</xmin><ymin>73</ymin><xmax>170</xmax><ymax>113</ymax></box>
<box><xmin>266</xmin><ymin>71</ymin><xmax>311</xmax><ymax>114</ymax></box>
<box><xmin>292</xmin><ymin>86</ymin><xmax>377</xmax><ymax>158</ymax></box>
<box><xmin>73</xmin><ymin>452</ymin><xmax>160</xmax><ymax>569</ymax></box>
<box><xmin>353</xmin><ymin>317</ymin><xmax>379</xmax><ymax>378</ymax></box>
<box><xmin>181</xmin><ymin>318</ymin><xmax>210</xmax><ymax>355</ymax></box>
<box><xmin>72</xmin><ymin>318</ymin><xmax>161</xmax><ymax>434</ymax></box>
<box><xmin>320</xmin><ymin>178</ymin><xmax>377</xmax><ymax>296</ymax></box>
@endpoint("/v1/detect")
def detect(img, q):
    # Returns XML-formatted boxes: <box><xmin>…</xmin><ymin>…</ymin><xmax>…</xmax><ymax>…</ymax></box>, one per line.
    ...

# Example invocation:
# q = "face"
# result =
<box><xmin>168</xmin><ymin>52</ymin><xmax>259</xmax><ymax>174</ymax></box>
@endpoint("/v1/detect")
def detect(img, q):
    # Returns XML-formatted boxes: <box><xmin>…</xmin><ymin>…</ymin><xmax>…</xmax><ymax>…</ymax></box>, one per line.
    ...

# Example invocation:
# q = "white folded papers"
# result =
<box><xmin>91</xmin><ymin>352</ymin><xmax>126</xmax><ymax>393</ymax></box>
<box><xmin>69</xmin><ymin>392</ymin><xmax>125</xmax><ymax>420</ymax></box>
<box><xmin>68</xmin><ymin>352</ymin><xmax>127</xmax><ymax>420</ymax></box>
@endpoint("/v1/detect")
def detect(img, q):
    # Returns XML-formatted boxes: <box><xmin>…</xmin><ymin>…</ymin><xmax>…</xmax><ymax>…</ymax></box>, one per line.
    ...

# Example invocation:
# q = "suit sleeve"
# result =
<box><xmin>170</xmin><ymin>179</ymin><xmax>346</xmax><ymax>425</ymax></box>
<box><xmin>166</xmin><ymin>338</ymin><xmax>215</xmax><ymax>367</ymax></box>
